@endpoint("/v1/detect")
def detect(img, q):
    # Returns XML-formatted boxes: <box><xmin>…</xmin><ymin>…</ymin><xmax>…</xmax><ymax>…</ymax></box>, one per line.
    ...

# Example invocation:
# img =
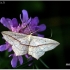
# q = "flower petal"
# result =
<box><xmin>25</xmin><ymin>54</ymin><xmax>29</xmax><ymax>58</ymax></box>
<box><xmin>11</xmin><ymin>56</ymin><xmax>18</xmax><ymax>68</ymax></box>
<box><xmin>18</xmin><ymin>56</ymin><xmax>23</xmax><ymax>65</ymax></box>
<box><xmin>8</xmin><ymin>47</ymin><xmax>12</xmax><ymax>52</ymax></box>
<box><xmin>0</xmin><ymin>44</ymin><xmax>7</xmax><ymax>51</ymax></box>
<box><xmin>5</xmin><ymin>42</ymin><xmax>11</xmax><ymax>50</ymax></box>
<box><xmin>26</xmin><ymin>17</ymin><xmax>31</xmax><ymax>24</ymax></box>
<box><xmin>12</xmin><ymin>18</ymin><xmax>18</xmax><ymax>27</ymax></box>
<box><xmin>10</xmin><ymin>26</ymin><xmax>17</xmax><ymax>32</ymax></box>
<box><xmin>0</xmin><ymin>17</ymin><xmax>11</xmax><ymax>29</ymax></box>
<box><xmin>23</xmin><ymin>26</ymin><xmax>31</xmax><ymax>34</ymax></box>
<box><xmin>36</xmin><ymin>24</ymin><xmax>46</xmax><ymax>32</ymax></box>
<box><xmin>21</xmin><ymin>22</ymin><xmax>29</xmax><ymax>29</ymax></box>
<box><xmin>21</xmin><ymin>10</ymin><xmax>29</xmax><ymax>23</ymax></box>
<box><xmin>25</xmin><ymin>54</ymin><xmax>33</xmax><ymax>61</ymax></box>
<box><xmin>30</xmin><ymin>17</ymin><xmax>39</xmax><ymax>26</ymax></box>
<box><xmin>22</xmin><ymin>10</ymin><xmax>29</xmax><ymax>21</ymax></box>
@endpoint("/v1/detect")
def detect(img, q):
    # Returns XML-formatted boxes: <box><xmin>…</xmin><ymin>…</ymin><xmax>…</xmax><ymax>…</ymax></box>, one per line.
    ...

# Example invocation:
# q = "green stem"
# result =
<box><xmin>39</xmin><ymin>58</ymin><xmax>49</xmax><ymax>68</ymax></box>
<box><xmin>35</xmin><ymin>64</ymin><xmax>39</xmax><ymax>69</ymax></box>
<box><xmin>33</xmin><ymin>65</ymin><xmax>35</xmax><ymax>69</ymax></box>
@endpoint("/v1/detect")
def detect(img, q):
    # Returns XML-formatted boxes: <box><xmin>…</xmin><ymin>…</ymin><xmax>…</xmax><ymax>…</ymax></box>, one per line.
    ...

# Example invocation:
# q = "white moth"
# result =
<box><xmin>1</xmin><ymin>31</ymin><xmax>60</xmax><ymax>60</ymax></box>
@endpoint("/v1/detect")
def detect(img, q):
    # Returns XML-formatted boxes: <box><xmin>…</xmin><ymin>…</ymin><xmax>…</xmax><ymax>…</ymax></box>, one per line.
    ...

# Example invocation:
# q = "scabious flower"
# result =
<box><xmin>0</xmin><ymin>9</ymin><xmax>46</xmax><ymax>68</ymax></box>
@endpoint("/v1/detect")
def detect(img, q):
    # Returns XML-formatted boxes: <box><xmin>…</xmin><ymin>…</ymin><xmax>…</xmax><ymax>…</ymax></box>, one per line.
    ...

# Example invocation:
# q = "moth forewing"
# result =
<box><xmin>1</xmin><ymin>31</ymin><xmax>29</xmax><ymax>56</ymax></box>
<box><xmin>28</xmin><ymin>35</ymin><xmax>60</xmax><ymax>59</ymax></box>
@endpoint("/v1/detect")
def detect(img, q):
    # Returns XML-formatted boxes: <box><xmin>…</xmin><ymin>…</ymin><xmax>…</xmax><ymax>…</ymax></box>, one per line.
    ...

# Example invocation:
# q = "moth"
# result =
<box><xmin>1</xmin><ymin>31</ymin><xmax>60</xmax><ymax>60</ymax></box>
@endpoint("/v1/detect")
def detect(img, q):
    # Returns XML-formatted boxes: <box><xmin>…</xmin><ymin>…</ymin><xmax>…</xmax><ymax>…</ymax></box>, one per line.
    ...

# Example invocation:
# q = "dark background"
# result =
<box><xmin>0</xmin><ymin>1</ymin><xmax>70</xmax><ymax>69</ymax></box>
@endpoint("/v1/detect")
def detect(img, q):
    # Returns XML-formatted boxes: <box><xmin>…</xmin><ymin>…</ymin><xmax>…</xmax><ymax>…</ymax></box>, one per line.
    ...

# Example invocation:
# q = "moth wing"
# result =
<box><xmin>12</xmin><ymin>45</ymin><xmax>28</xmax><ymax>56</ymax></box>
<box><xmin>28</xmin><ymin>36</ymin><xmax>60</xmax><ymax>59</ymax></box>
<box><xmin>1</xmin><ymin>31</ymin><xmax>29</xmax><ymax>56</ymax></box>
<box><xmin>2</xmin><ymin>31</ymin><xmax>29</xmax><ymax>45</ymax></box>
<box><xmin>28</xmin><ymin>46</ymin><xmax>45</xmax><ymax>60</ymax></box>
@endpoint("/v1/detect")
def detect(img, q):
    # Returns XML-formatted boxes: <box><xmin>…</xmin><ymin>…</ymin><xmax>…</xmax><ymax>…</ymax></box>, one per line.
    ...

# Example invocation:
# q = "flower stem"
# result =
<box><xmin>39</xmin><ymin>58</ymin><xmax>49</xmax><ymax>68</ymax></box>
<box><xmin>33</xmin><ymin>65</ymin><xmax>34</xmax><ymax>69</ymax></box>
<box><xmin>35</xmin><ymin>64</ymin><xmax>39</xmax><ymax>69</ymax></box>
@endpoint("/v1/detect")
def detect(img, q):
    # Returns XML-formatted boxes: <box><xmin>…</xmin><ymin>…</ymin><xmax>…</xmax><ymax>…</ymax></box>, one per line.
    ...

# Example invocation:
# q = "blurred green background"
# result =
<box><xmin>0</xmin><ymin>1</ymin><xmax>70</xmax><ymax>69</ymax></box>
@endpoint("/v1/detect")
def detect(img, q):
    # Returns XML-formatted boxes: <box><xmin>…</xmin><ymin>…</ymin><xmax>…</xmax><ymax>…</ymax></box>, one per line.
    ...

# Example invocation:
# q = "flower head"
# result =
<box><xmin>0</xmin><ymin>9</ymin><xmax>46</xmax><ymax>68</ymax></box>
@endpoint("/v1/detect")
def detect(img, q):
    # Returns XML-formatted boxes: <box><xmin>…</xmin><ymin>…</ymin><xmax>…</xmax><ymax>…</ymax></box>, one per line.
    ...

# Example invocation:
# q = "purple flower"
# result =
<box><xmin>0</xmin><ymin>9</ymin><xmax>46</xmax><ymax>68</ymax></box>
<box><xmin>9</xmin><ymin>54</ymin><xmax>23</xmax><ymax>68</ymax></box>
<box><xmin>0</xmin><ymin>42</ymin><xmax>12</xmax><ymax>52</ymax></box>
